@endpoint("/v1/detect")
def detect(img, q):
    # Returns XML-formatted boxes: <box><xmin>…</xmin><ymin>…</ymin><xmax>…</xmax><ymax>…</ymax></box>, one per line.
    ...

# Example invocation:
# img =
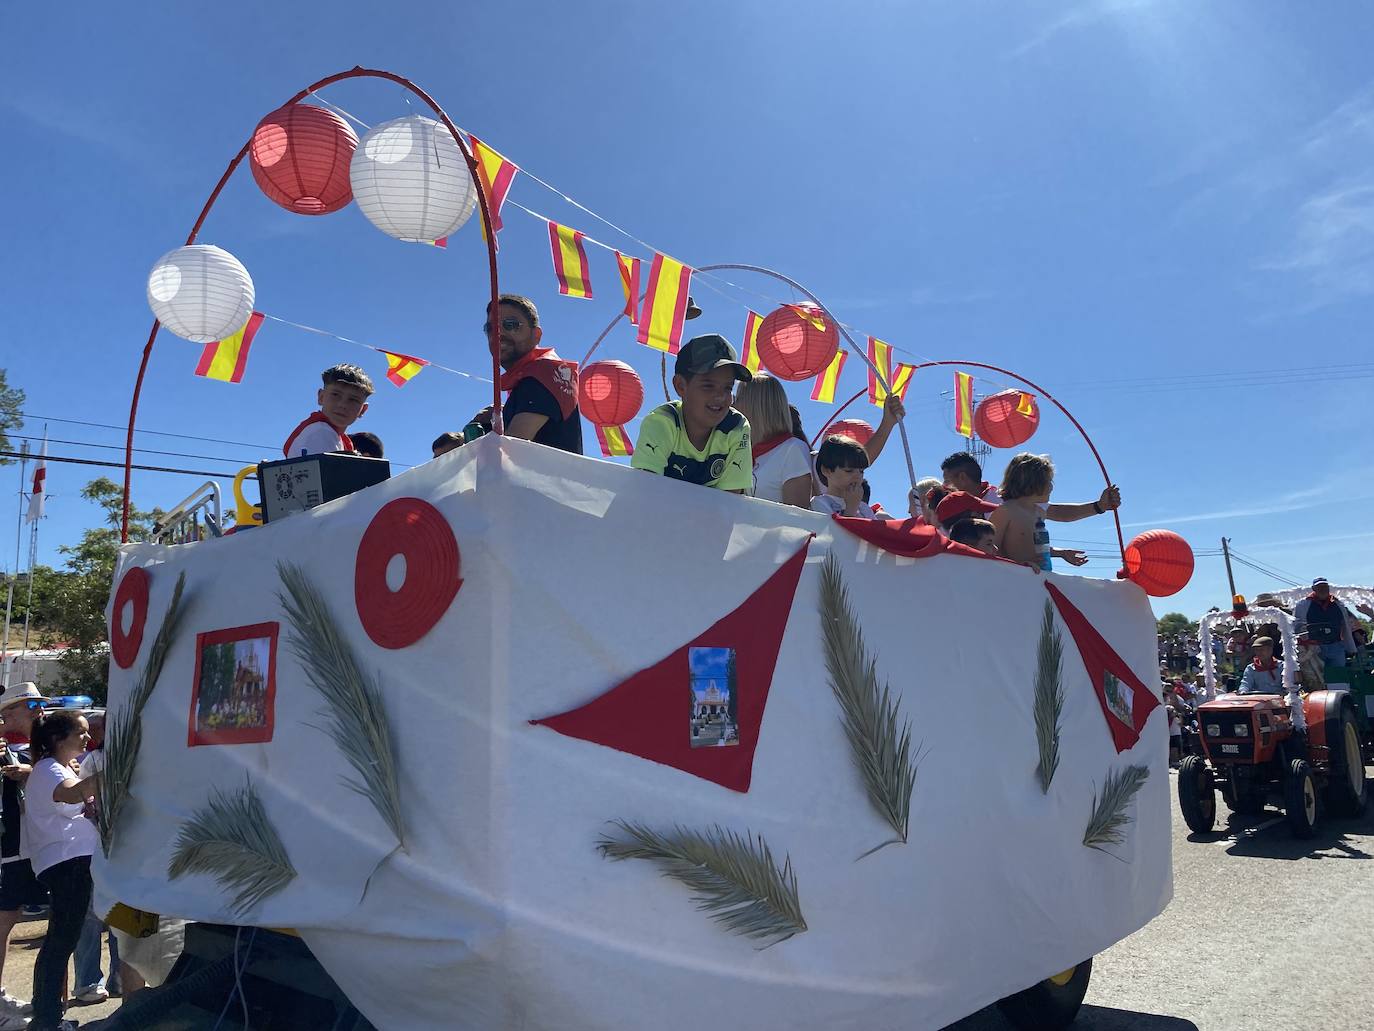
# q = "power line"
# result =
<box><xmin>11</xmin><ymin>433</ymin><xmax>259</xmax><ymax>468</ymax></box>
<box><xmin>18</xmin><ymin>413</ymin><xmax>276</xmax><ymax>452</ymax></box>
<box><xmin>0</xmin><ymin>450</ymin><xmax>235</xmax><ymax>479</ymax></box>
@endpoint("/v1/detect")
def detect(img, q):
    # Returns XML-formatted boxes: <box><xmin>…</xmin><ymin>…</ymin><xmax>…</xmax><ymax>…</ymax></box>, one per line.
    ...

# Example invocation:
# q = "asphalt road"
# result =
<box><xmin>946</xmin><ymin>763</ymin><xmax>1374</xmax><ymax>1031</ymax></box>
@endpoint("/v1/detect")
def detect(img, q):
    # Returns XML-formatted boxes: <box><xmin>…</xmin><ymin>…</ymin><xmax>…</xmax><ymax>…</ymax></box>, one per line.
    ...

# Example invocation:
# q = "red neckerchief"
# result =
<box><xmin>499</xmin><ymin>347</ymin><xmax>578</xmax><ymax>420</ymax></box>
<box><xmin>283</xmin><ymin>412</ymin><xmax>354</xmax><ymax>458</ymax></box>
<box><xmin>751</xmin><ymin>433</ymin><xmax>791</xmax><ymax>463</ymax></box>
<box><xmin>978</xmin><ymin>482</ymin><xmax>995</xmax><ymax>499</ymax></box>
<box><xmin>1252</xmin><ymin>656</ymin><xmax>1277</xmax><ymax>672</ymax></box>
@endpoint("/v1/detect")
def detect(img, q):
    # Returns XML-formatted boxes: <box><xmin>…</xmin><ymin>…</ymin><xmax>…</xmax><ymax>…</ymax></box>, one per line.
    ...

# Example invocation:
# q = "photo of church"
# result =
<box><xmin>689</xmin><ymin>646</ymin><xmax>739</xmax><ymax>748</ymax></box>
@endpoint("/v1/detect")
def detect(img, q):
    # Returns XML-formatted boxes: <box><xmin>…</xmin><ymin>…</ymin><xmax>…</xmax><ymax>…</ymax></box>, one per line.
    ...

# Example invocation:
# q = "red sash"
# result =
<box><xmin>282</xmin><ymin>412</ymin><xmax>354</xmax><ymax>458</ymax></box>
<box><xmin>499</xmin><ymin>348</ymin><xmax>579</xmax><ymax>420</ymax></box>
<box><xmin>751</xmin><ymin>433</ymin><xmax>792</xmax><ymax>463</ymax></box>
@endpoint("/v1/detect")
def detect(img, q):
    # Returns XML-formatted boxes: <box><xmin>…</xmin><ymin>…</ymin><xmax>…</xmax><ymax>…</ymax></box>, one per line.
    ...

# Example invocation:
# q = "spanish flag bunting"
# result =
<box><xmin>382</xmin><ymin>350</ymin><xmax>429</xmax><ymax>387</ymax></box>
<box><xmin>954</xmin><ymin>371</ymin><xmax>975</xmax><ymax>437</ymax></box>
<box><xmin>784</xmin><ymin>303</ymin><xmax>828</xmax><ymax>332</ymax></box>
<box><xmin>595</xmin><ymin>423</ymin><xmax>634</xmax><ymax>457</ymax></box>
<box><xmin>194</xmin><ymin>312</ymin><xmax>264</xmax><ymax>384</ymax></box>
<box><xmin>636</xmin><ymin>252</ymin><xmax>694</xmax><ymax>354</ymax></box>
<box><xmin>741</xmin><ymin>311</ymin><xmax>763</xmax><ymax>373</ymax></box>
<box><xmin>548</xmin><ymin>221</ymin><xmax>593</xmax><ymax>299</ymax></box>
<box><xmin>890</xmin><ymin>362</ymin><xmax>916</xmax><ymax>402</ymax></box>
<box><xmin>866</xmin><ymin>336</ymin><xmax>893</xmax><ymax>405</ymax></box>
<box><xmin>422</xmin><ymin>237</ymin><xmax>448</xmax><ymax>248</ymax></box>
<box><xmin>469</xmin><ymin>134</ymin><xmax>518</xmax><ymax>234</ymax></box>
<box><xmin>616</xmin><ymin>252</ymin><xmax>642</xmax><ymax>324</ymax></box>
<box><xmin>1016</xmin><ymin>391</ymin><xmax>1036</xmax><ymax>416</ymax></box>
<box><xmin>809</xmin><ymin>349</ymin><xmax>848</xmax><ymax>403</ymax></box>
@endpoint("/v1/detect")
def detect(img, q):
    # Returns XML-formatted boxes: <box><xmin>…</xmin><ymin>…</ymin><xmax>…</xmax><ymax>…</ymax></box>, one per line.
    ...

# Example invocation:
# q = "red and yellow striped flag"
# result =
<box><xmin>785</xmin><ymin>303</ymin><xmax>828</xmax><ymax>332</ymax></box>
<box><xmin>954</xmin><ymin>371</ymin><xmax>975</xmax><ymax>437</ymax></box>
<box><xmin>422</xmin><ymin>237</ymin><xmax>448</xmax><ymax>248</ymax></box>
<box><xmin>636</xmin><ymin>253</ymin><xmax>694</xmax><ymax>354</ymax></box>
<box><xmin>1017</xmin><ymin>391</ymin><xmax>1035</xmax><ymax>416</ymax></box>
<box><xmin>548</xmin><ymin>221</ymin><xmax>593</xmax><ymax>299</ymax></box>
<box><xmin>382</xmin><ymin>350</ymin><xmax>428</xmax><ymax>387</ymax></box>
<box><xmin>741</xmin><ymin>311</ymin><xmax>763</xmax><ymax>374</ymax></box>
<box><xmin>809</xmin><ymin>349</ymin><xmax>848</xmax><ymax>403</ymax></box>
<box><xmin>594</xmin><ymin>423</ymin><xmax>634</xmax><ymax>457</ymax></box>
<box><xmin>616</xmin><ymin>252</ymin><xmax>642</xmax><ymax>324</ymax></box>
<box><xmin>469</xmin><ymin>134</ymin><xmax>518</xmax><ymax>233</ymax></box>
<box><xmin>890</xmin><ymin>362</ymin><xmax>916</xmax><ymax>402</ymax></box>
<box><xmin>194</xmin><ymin>311</ymin><xmax>263</xmax><ymax>384</ymax></box>
<box><xmin>866</xmin><ymin>337</ymin><xmax>893</xmax><ymax>405</ymax></box>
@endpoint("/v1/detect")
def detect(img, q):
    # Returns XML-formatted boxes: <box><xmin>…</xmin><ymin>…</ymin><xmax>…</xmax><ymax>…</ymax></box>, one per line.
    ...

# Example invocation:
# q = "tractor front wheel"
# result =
<box><xmin>996</xmin><ymin>958</ymin><xmax>1092</xmax><ymax>1030</ymax></box>
<box><xmin>1177</xmin><ymin>756</ymin><xmax>1216</xmax><ymax>834</ymax></box>
<box><xmin>1284</xmin><ymin>759</ymin><xmax>1318</xmax><ymax>838</ymax></box>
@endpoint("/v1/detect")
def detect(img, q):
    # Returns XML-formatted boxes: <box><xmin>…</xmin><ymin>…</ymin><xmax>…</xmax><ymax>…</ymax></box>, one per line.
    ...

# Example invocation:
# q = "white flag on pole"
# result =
<box><xmin>25</xmin><ymin>435</ymin><xmax>46</xmax><ymax>523</ymax></box>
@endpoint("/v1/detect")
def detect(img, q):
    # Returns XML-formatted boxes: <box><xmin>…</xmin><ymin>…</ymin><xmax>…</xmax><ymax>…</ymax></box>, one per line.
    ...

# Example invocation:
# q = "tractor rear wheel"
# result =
<box><xmin>1284</xmin><ymin>759</ymin><xmax>1318</xmax><ymax>838</ymax></box>
<box><xmin>1324</xmin><ymin>703</ymin><xmax>1368</xmax><ymax>817</ymax></box>
<box><xmin>1177</xmin><ymin>756</ymin><xmax>1215</xmax><ymax>834</ymax></box>
<box><xmin>996</xmin><ymin>958</ymin><xmax>1092</xmax><ymax>1030</ymax></box>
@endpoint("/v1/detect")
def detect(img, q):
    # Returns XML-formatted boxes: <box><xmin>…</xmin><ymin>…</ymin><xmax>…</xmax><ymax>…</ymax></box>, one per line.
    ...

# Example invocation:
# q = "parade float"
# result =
<box><xmin>97</xmin><ymin>68</ymin><xmax>1195</xmax><ymax>1030</ymax></box>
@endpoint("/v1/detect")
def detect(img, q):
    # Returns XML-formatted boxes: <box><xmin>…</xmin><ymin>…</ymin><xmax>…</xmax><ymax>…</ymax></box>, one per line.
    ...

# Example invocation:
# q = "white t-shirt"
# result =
<box><xmin>23</xmin><ymin>757</ymin><xmax>97</xmax><ymax>875</ymax></box>
<box><xmin>811</xmin><ymin>493</ymin><xmax>878</xmax><ymax>520</ymax></box>
<box><xmin>751</xmin><ymin>438</ymin><xmax>814</xmax><ymax>504</ymax></box>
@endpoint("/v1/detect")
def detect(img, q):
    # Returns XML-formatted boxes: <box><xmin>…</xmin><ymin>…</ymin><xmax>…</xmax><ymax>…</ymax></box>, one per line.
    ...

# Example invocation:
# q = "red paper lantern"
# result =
<box><xmin>756</xmin><ymin>304</ymin><xmax>839</xmax><ymax>381</ymax></box>
<box><xmin>250</xmin><ymin>103</ymin><xmax>358</xmax><ymax>216</ymax></box>
<box><xmin>973</xmin><ymin>389</ymin><xmax>1040</xmax><ymax>449</ymax></box>
<box><xmin>827</xmin><ymin>419</ymin><xmax>874</xmax><ymax>446</ymax></box>
<box><xmin>1124</xmin><ymin>530</ymin><xmax>1195</xmax><ymax>597</ymax></box>
<box><xmin>579</xmin><ymin>360</ymin><xmax>644</xmax><ymax>426</ymax></box>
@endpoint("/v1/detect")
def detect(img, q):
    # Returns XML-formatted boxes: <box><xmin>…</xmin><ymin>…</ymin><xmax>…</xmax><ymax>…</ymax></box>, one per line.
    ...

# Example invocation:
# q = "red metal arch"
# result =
<box><xmin>122</xmin><ymin>66</ymin><xmax>502</xmax><ymax>541</ymax></box>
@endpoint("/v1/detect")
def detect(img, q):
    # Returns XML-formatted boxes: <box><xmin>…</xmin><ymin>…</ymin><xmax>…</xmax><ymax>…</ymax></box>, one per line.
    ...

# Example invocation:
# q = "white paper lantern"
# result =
<box><xmin>146</xmin><ymin>245</ymin><xmax>256</xmax><ymax>343</ymax></box>
<box><xmin>349</xmin><ymin>115</ymin><xmax>478</xmax><ymax>243</ymax></box>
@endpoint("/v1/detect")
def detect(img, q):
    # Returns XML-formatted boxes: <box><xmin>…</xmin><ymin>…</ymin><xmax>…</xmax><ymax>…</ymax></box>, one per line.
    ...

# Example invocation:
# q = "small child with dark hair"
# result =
<box><xmin>431</xmin><ymin>432</ymin><xmax>465</xmax><ymax>458</ymax></box>
<box><xmin>348</xmin><ymin>432</ymin><xmax>384</xmax><ymax>459</ymax></box>
<box><xmin>283</xmin><ymin>364</ymin><xmax>374</xmax><ymax>458</ymax></box>
<box><xmin>948</xmin><ymin>518</ymin><xmax>998</xmax><ymax>555</ymax></box>
<box><xmin>811</xmin><ymin>435</ymin><xmax>876</xmax><ymax>518</ymax></box>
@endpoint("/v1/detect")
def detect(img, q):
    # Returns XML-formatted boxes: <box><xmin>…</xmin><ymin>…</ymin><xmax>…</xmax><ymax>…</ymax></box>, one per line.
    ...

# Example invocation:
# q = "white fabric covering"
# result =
<box><xmin>98</xmin><ymin>436</ymin><xmax>1170</xmax><ymax>1030</ymax></box>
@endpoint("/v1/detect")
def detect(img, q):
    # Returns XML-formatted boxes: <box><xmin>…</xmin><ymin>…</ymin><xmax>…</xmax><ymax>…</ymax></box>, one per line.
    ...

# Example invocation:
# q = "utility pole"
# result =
<box><xmin>1221</xmin><ymin>536</ymin><xmax>1237</xmax><ymax>599</ymax></box>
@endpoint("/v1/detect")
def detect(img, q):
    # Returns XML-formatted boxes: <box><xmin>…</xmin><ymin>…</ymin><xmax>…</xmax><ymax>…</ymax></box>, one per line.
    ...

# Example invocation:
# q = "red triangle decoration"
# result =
<box><xmin>531</xmin><ymin>539</ymin><xmax>812</xmax><ymax>792</ymax></box>
<box><xmin>1044</xmin><ymin>582</ymin><xmax>1161</xmax><ymax>753</ymax></box>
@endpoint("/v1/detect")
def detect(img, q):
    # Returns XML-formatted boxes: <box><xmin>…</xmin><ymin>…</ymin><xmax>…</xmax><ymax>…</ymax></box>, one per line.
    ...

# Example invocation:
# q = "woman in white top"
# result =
<box><xmin>23</xmin><ymin>710</ymin><xmax>99</xmax><ymax>1031</ymax></box>
<box><xmin>732</xmin><ymin>374</ymin><xmax>814</xmax><ymax>508</ymax></box>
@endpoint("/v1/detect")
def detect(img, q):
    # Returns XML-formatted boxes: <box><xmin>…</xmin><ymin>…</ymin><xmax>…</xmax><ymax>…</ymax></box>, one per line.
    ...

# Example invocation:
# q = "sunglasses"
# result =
<box><xmin>481</xmin><ymin>317</ymin><xmax>524</xmax><ymax>335</ymax></box>
<box><xmin>0</xmin><ymin>700</ymin><xmax>43</xmax><ymax>724</ymax></box>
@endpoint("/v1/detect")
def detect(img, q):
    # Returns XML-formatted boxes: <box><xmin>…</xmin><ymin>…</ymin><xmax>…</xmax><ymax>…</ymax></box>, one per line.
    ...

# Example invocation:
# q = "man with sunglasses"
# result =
<box><xmin>0</xmin><ymin>683</ymin><xmax>51</xmax><ymax>1026</ymax></box>
<box><xmin>467</xmin><ymin>295</ymin><xmax>583</xmax><ymax>455</ymax></box>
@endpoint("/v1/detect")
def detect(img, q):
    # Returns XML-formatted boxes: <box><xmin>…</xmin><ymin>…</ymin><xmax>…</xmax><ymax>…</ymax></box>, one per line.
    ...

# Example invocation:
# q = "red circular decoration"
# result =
<box><xmin>110</xmin><ymin>567</ymin><xmax>150</xmax><ymax>669</ymax></box>
<box><xmin>973</xmin><ymin>389</ymin><xmax>1041</xmax><ymax>449</ymax></box>
<box><xmin>1124</xmin><ymin>530</ymin><xmax>1195</xmax><ymax>597</ymax></box>
<box><xmin>578</xmin><ymin>360</ymin><xmax>644</xmax><ymax>426</ymax></box>
<box><xmin>355</xmin><ymin>499</ymin><xmax>462</xmax><ymax>648</ymax></box>
<box><xmin>249</xmin><ymin>103</ymin><xmax>358</xmax><ymax>216</ymax></box>
<box><xmin>756</xmin><ymin>304</ymin><xmax>840</xmax><ymax>381</ymax></box>
<box><xmin>827</xmin><ymin>419</ymin><xmax>875</xmax><ymax>446</ymax></box>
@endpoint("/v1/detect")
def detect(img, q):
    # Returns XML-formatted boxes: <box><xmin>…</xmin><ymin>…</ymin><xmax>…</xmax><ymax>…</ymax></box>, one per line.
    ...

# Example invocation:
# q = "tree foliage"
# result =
<box><xmin>1156</xmin><ymin>612</ymin><xmax>1197</xmax><ymax>638</ymax></box>
<box><xmin>0</xmin><ymin>369</ymin><xmax>23</xmax><ymax>463</ymax></box>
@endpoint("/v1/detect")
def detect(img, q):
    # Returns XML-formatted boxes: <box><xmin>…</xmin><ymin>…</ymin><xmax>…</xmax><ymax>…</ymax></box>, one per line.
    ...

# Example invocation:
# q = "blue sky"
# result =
<box><xmin>3</xmin><ymin>1</ymin><xmax>1374</xmax><ymax>620</ymax></box>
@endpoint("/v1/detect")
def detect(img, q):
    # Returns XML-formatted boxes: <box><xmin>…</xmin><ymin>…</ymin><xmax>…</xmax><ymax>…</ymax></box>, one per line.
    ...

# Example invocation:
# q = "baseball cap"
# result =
<box><xmin>935</xmin><ymin>490</ymin><xmax>999</xmax><ymax>525</ymax></box>
<box><xmin>1312</xmin><ymin>577</ymin><xmax>1329</xmax><ymax>587</ymax></box>
<box><xmin>673</xmin><ymin>334</ymin><xmax>753</xmax><ymax>382</ymax></box>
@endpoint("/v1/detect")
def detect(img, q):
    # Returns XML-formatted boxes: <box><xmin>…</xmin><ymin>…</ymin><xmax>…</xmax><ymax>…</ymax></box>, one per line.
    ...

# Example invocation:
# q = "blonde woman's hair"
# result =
<box><xmin>732</xmin><ymin>372</ymin><xmax>793</xmax><ymax>442</ymax></box>
<box><xmin>1000</xmin><ymin>452</ymin><xmax>1055</xmax><ymax>501</ymax></box>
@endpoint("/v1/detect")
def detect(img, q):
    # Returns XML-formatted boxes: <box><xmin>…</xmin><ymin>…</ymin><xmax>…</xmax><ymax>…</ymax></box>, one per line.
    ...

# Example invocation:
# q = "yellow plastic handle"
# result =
<box><xmin>232</xmin><ymin>466</ymin><xmax>264</xmax><ymax>528</ymax></box>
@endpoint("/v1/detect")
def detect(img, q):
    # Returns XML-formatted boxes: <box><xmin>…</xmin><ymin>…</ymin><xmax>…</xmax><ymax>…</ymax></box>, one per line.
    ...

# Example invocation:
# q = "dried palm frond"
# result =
<box><xmin>168</xmin><ymin>777</ymin><xmax>296</xmax><ymax>916</ymax></box>
<box><xmin>1033</xmin><ymin>599</ymin><xmax>1065</xmax><ymax>794</ymax></box>
<box><xmin>1082</xmin><ymin>764</ymin><xmax>1150</xmax><ymax>856</ymax></box>
<box><xmin>818</xmin><ymin>556</ymin><xmax>917</xmax><ymax>857</ymax></box>
<box><xmin>99</xmin><ymin>572</ymin><xmax>190</xmax><ymax>856</ymax></box>
<box><xmin>597</xmin><ymin>821</ymin><xmax>806</xmax><ymax>947</ymax></box>
<box><xmin>276</xmin><ymin>562</ymin><xmax>406</xmax><ymax>848</ymax></box>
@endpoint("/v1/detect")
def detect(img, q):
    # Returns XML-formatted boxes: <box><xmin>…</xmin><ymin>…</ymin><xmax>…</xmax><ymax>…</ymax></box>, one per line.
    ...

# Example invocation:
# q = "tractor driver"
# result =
<box><xmin>1238</xmin><ymin>637</ymin><xmax>1283</xmax><ymax>695</ymax></box>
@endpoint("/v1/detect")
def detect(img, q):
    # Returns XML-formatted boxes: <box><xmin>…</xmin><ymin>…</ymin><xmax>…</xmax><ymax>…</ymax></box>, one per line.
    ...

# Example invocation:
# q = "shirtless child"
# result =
<box><xmin>989</xmin><ymin>453</ymin><xmax>1121</xmax><ymax>572</ymax></box>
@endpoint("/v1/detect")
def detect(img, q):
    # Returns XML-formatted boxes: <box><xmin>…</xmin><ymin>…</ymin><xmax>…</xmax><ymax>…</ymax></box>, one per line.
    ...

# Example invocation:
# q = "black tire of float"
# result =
<box><xmin>1322</xmin><ymin>695</ymin><xmax>1368</xmax><ymax>818</ymax></box>
<box><xmin>1177</xmin><ymin>755</ymin><xmax>1216</xmax><ymax>834</ymax></box>
<box><xmin>995</xmin><ymin>957</ymin><xmax>1093</xmax><ymax>1030</ymax></box>
<box><xmin>103</xmin><ymin>953</ymin><xmax>238</xmax><ymax>1030</ymax></box>
<box><xmin>1283</xmin><ymin>759</ymin><xmax>1319</xmax><ymax>839</ymax></box>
